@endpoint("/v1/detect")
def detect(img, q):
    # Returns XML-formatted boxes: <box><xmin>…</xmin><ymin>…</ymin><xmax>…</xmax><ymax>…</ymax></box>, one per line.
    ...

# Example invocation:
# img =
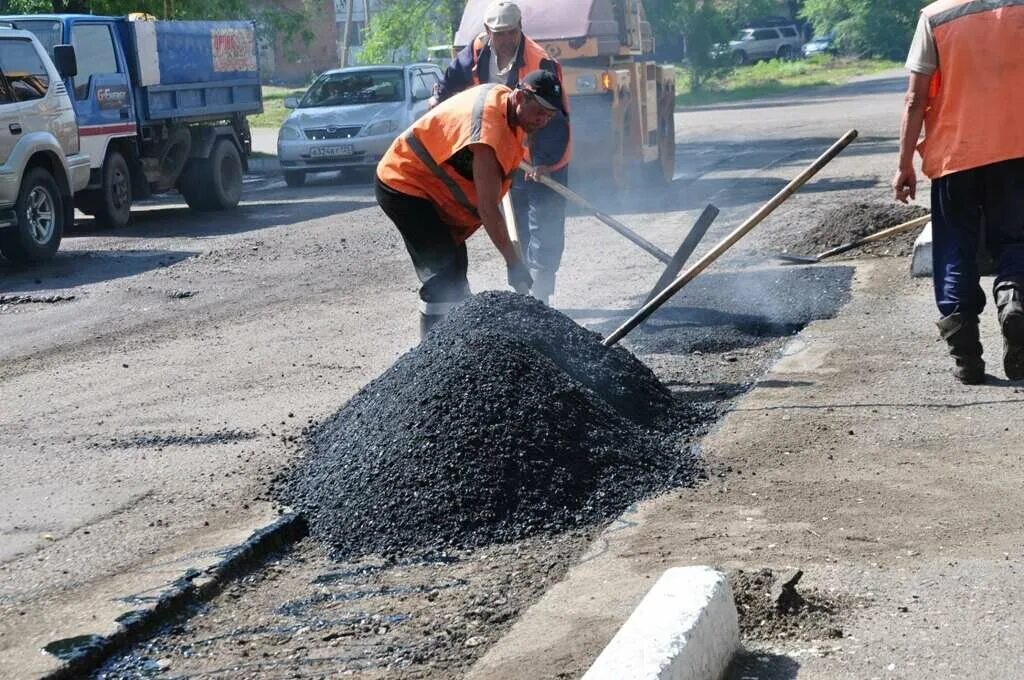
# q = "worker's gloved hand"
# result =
<box><xmin>507</xmin><ymin>261</ymin><xmax>533</xmax><ymax>294</ymax></box>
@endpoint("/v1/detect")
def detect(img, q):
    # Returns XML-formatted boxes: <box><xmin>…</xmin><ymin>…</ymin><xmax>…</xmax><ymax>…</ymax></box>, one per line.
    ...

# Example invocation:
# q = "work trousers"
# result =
<box><xmin>510</xmin><ymin>166</ymin><xmax>568</xmax><ymax>275</ymax></box>
<box><xmin>931</xmin><ymin>157</ymin><xmax>1024</xmax><ymax>321</ymax></box>
<box><xmin>374</xmin><ymin>176</ymin><xmax>471</xmax><ymax>316</ymax></box>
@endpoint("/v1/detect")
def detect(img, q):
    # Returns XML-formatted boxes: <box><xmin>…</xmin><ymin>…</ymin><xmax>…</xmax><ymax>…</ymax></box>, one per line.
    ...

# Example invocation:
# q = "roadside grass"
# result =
<box><xmin>250</xmin><ymin>85</ymin><xmax>308</xmax><ymax>129</ymax></box>
<box><xmin>675</xmin><ymin>56</ymin><xmax>902</xmax><ymax>107</ymax></box>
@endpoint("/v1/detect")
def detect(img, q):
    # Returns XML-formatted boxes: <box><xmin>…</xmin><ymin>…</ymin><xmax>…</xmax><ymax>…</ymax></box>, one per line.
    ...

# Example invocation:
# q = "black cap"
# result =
<box><xmin>519</xmin><ymin>69</ymin><xmax>566</xmax><ymax>116</ymax></box>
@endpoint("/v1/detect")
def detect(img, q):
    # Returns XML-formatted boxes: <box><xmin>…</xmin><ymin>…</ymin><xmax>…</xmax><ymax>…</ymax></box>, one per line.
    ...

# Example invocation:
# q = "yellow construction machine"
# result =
<box><xmin>454</xmin><ymin>0</ymin><xmax>676</xmax><ymax>187</ymax></box>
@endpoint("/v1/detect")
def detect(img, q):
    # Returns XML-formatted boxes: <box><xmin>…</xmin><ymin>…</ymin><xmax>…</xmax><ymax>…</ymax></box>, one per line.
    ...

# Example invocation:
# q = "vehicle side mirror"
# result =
<box><xmin>410</xmin><ymin>80</ymin><xmax>430</xmax><ymax>101</ymax></box>
<box><xmin>284</xmin><ymin>96</ymin><xmax>299</xmax><ymax>109</ymax></box>
<box><xmin>53</xmin><ymin>44</ymin><xmax>77</xmax><ymax>79</ymax></box>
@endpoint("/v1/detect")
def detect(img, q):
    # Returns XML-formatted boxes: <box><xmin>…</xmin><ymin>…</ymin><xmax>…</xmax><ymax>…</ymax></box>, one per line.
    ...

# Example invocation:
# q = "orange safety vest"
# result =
<box><xmin>377</xmin><ymin>84</ymin><xmax>527</xmax><ymax>243</ymax></box>
<box><xmin>918</xmin><ymin>0</ymin><xmax>1024</xmax><ymax>179</ymax></box>
<box><xmin>471</xmin><ymin>33</ymin><xmax>572</xmax><ymax>172</ymax></box>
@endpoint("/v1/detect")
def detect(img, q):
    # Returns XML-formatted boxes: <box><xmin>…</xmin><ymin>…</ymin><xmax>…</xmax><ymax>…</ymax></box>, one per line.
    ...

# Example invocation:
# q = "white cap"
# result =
<box><xmin>484</xmin><ymin>1</ymin><xmax>522</xmax><ymax>31</ymax></box>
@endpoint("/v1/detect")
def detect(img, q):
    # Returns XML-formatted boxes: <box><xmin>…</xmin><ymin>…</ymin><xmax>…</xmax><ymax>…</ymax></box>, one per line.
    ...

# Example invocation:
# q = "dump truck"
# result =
<box><xmin>0</xmin><ymin>13</ymin><xmax>262</xmax><ymax>227</ymax></box>
<box><xmin>454</xmin><ymin>0</ymin><xmax>675</xmax><ymax>186</ymax></box>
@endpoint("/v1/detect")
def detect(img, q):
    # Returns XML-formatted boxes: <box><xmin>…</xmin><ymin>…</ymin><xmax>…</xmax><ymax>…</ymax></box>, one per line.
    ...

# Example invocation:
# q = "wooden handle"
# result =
<box><xmin>602</xmin><ymin>129</ymin><xmax>860</xmax><ymax>347</ymax></box>
<box><xmin>816</xmin><ymin>214</ymin><xmax>930</xmax><ymax>260</ymax></box>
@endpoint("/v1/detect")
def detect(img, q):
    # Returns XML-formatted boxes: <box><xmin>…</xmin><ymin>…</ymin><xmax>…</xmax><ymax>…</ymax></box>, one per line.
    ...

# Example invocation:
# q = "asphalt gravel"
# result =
<box><xmin>278</xmin><ymin>292</ymin><xmax>701</xmax><ymax>560</ymax></box>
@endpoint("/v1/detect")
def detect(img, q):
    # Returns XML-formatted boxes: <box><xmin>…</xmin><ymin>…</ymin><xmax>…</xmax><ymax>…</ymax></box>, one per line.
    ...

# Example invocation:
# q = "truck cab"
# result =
<box><xmin>0</xmin><ymin>14</ymin><xmax>262</xmax><ymax>228</ymax></box>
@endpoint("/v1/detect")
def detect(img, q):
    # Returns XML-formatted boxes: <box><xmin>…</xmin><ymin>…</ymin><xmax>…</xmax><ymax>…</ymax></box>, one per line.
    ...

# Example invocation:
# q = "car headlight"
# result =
<box><xmin>359</xmin><ymin>119</ymin><xmax>399</xmax><ymax>137</ymax></box>
<box><xmin>279</xmin><ymin>125</ymin><xmax>303</xmax><ymax>141</ymax></box>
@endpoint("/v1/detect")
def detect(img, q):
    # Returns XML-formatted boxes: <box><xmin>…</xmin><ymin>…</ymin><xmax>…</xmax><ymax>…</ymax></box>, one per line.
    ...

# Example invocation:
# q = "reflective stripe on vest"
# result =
<box><xmin>403</xmin><ymin>130</ymin><xmax>480</xmax><ymax>221</ymax></box>
<box><xmin>919</xmin><ymin>0</ymin><xmax>1024</xmax><ymax>178</ymax></box>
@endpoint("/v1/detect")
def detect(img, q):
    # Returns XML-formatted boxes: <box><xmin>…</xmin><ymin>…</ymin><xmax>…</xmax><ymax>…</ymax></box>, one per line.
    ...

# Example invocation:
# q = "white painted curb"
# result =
<box><xmin>910</xmin><ymin>221</ymin><xmax>932</xmax><ymax>278</ymax></box>
<box><xmin>583</xmin><ymin>566</ymin><xmax>739</xmax><ymax>680</ymax></box>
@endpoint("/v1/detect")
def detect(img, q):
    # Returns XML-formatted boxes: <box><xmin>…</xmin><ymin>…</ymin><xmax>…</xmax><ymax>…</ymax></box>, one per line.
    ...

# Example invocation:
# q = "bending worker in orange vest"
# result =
<box><xmin>376</xmin><ymin>70</ymin><xmax>564</xmax><ymax>339</ymax></box>
<box><xmin>894</xmin><ymin>0</ymin><xmax>1024</xmax><ymax>384</ymax></box>
<box><xmin>430</xmin><ymin>0</ymin><xmax>571</xmax><ymax>305</ymax></box>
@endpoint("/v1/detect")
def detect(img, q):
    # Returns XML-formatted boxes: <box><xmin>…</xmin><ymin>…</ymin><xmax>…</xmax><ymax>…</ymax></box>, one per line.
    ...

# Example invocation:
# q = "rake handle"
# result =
<box><xmin>519</xmin><ymin>161</ymin><xmax>672</xmax><ymax>264</ymax></box>
<box><xmin>602</xmin><ymin>129</ymin><xmax>860</xmax><ymax>347</ymax></box>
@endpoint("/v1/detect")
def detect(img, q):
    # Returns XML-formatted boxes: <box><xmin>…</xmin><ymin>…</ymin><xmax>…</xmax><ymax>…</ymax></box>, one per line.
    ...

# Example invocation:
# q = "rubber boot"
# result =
<box><xmin>419</xmin><ymin>313</ymin><xmax>444</xmax><ymax>341</ymax></box>
<box><xmin>936</xmin><ymin>313</ymin><xmax>986</xmax><ymax>385</ymax></box>
<box><xmin>995</xmin><ymin>283</ymin><xmax>1024</xmax><ymax>380</ymax></box>
<box><xmin>529</xmin><ymin>268</ymin><xmax>556</xmax><ymax>306</ymax></box>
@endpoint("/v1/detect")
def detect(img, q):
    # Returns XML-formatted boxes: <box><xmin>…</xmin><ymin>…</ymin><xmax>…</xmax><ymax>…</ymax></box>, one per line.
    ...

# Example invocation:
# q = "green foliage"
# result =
<box><xmin>359</xmin><ymin>0</ymin><xmax>463</xmax><ymax>65</ymax></box>
<box><xmin>800</xmin><ymin>0</ymin><xmax>920</xmax><ymax>58</ymax></box>
<box><xmin>0</xmin><ymin>0</ymin><xmax>316</xmax><ymax>52</ymax></box>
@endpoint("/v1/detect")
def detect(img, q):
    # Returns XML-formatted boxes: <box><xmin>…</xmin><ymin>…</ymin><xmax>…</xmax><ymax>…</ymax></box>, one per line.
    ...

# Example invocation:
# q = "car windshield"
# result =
<box><xmin>11</xmin><ymin>20</ymin><xmax>62</xmax><ymax>57</ymax></box>
<box><xmin>300</xmin><ymin>70</ymin><xmax>404</xmax><ymax>108</ymax></box>
<box><xmin>736</xmin><ymin>29</ymin><xmax>754</xmax><ymax>40</ymax></box>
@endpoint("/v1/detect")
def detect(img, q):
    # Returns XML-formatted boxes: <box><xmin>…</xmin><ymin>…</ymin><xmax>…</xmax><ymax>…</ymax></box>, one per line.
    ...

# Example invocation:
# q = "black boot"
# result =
<box><xmin>936</xmin><ymin>313</ymin><xmax>986</xmax><ymax>385</ymax></box>
<box><xmin>419</xmin><ymin>312</ymin><xmax>444</xmax><ymax>342</ymax></box>
<box><xmin>996</xmin><ymin>283</ymin><xmax>1024</xmax><ymax>380</ymax></box>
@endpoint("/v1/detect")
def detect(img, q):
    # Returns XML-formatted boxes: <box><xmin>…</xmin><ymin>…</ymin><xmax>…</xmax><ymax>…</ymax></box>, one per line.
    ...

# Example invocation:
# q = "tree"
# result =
<box><xmin>801</xmin><ymin>0</ymin><xmax>920</xmax><ymax>58</ymax></box>
<box><xmin>360</xmin><ymin>0</ymin><xmax>464</xmax><ymax>65</ymax></box>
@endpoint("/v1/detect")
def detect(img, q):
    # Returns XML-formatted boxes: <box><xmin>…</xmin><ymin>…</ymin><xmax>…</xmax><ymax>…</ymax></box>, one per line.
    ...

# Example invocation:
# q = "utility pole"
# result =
<box><xmin>340</xmin><ymin>0</ymin><xmax>355</xmax><ymax>67</ymax></box>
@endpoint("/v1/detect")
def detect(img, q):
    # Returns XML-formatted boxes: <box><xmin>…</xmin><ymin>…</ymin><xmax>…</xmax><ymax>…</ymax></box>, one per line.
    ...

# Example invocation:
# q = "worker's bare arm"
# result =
<box><xmin>893</xmin><ymin>71</ymin><xmax>931</xmax><ymax>203</ymax></box>
<box><xmin>471</xmin><ymin>144</ymin><xmax>520</xmax><ymax>265</ymax></box>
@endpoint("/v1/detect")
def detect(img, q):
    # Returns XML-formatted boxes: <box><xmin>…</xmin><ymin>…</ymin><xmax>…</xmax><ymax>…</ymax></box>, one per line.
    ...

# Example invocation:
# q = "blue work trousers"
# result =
<box><xmin>931</xmin><ymin>157</ymin><xmax>1024</xmax><ymax>321</ymax></box>
<box><xmin>510</xmin><ymin>166</ymin><xmax>568</xmax><ymax>273</ymax></box>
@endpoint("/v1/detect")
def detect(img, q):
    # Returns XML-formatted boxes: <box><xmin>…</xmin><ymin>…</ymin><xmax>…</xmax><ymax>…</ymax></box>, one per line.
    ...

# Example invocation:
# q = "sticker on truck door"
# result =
<box><xmin>211</xmin><ymin>28</ymin><xmax>256</xmax><ymax>72</ymax></box>
<box><xmin>96</xmin><ymin>85</ymin><xmax>129</xmax><ymax>110</ymax></box>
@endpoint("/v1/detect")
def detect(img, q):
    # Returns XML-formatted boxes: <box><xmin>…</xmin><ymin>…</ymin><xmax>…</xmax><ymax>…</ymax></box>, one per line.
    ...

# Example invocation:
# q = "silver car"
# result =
<box><xmin>728</xmin><ymin>25</ymin><xmax>803</xmax><ymax>64</ymax></box>
<box><xmin>277</xmin><ymin>64</ymin><xmax>443</xmax><ymax>187</ymax></box>
<box><xmin>0</xmin><ymin>29</ymin><xmax>89</xmax><ymax>263</ymax></box>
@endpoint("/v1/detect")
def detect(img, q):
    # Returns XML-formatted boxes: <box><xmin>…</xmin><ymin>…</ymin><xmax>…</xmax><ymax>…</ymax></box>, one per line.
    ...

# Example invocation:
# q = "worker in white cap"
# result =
<box><xmin>431</xmin><ymin>0</ymin><xmax>572</xmax><ymax>306</ymax></box>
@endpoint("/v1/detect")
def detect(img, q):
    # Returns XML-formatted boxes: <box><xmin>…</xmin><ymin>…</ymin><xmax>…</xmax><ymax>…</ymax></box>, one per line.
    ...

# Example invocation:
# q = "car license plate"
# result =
<box><xmin>310</xmin><ymin>145</ymin><xmax>354</xmax><ymax>158</ymax></box>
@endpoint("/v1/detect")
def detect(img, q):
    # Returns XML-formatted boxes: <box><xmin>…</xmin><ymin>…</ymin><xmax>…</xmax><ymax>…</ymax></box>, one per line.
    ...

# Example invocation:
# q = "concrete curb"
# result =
<box><xmin>40</xmin><ymin>513</ymin><xmax>307</xmax><ymax>680</ymax></box>
<box><xmin>911</xmin><ymin>222</ymin><xmax>932</xmax><ymax>278</ymax></box>
<box><xmin>583</xmin><ymin>567</ymin><xmax>739</xmax><ymax>680</ymax></box>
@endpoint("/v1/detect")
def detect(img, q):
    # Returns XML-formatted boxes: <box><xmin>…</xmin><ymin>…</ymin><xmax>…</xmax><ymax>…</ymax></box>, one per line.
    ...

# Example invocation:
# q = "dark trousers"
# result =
<box><xmin>375</xmin><ymin>176</ymin><xmax>470</xmax><ymax>313</ymax></box>
<box><xmin>931</xmin><ymin>157</ymin><xmax>1024</xmax><ymax>320</ymax></box>
<box><xmin>510</xmin><ymin>166</ymin><xmax>568</xmax><ymax>272</ymax></box>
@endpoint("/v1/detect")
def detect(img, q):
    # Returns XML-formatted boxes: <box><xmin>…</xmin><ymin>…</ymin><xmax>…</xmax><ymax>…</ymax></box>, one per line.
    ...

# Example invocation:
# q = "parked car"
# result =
<box><xmin>726</xmin><ymin>24</ymin><xmax>804</xmax><ymax>64</ymax></box>
<box><xmin>0</xmin><ymin>29</ymin><xmax>88</xmax><ymax>263</ymax></box>
<box><xmin>277</xmin><ymin>63</ymin><xmax>443</xmax><ymax>187</ymax></box>
<box><xmin>802</xmin><ymin>32</ymin><xmax>837</xmax><ymax>58</ymax></box>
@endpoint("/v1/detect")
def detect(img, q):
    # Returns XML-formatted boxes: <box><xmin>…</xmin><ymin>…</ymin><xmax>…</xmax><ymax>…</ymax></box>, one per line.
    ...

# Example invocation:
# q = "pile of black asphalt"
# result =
<box><xmin>277</xmin><ymin>292</ymin><xmax>701</xmax><ymax>560</ymax></box>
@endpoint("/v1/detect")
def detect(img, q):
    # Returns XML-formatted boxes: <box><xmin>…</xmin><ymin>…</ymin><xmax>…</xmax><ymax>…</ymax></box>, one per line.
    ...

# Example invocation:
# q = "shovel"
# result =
<box><xmin>776</xmin><ymin>214</ymin><xmax>930</xmax><ymax>265</ymax></box>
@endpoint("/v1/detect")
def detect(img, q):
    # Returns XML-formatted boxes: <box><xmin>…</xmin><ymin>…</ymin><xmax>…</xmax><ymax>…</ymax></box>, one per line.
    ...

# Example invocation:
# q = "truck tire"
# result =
<box><xmin>0</xmin><ymin>167</ymin><xmax>65</xmax><ymax>263</ymax></box>
<box><xmin>733</xmin><ymin>50</ymin><xmax>748</xmax><ymax>66</ymax></box>
<box><xmin>180</xmin><ymin>139</ymin><xmax>243</xmax><ymax>211</ymax></box>
<box><xmin>283</xmin><ymin>170</ymin><xmax>306</xmax><ymax>187</ymax></box>
<box><xmin>777</xmin><ymin>45</ymin><xmax>793</xmax><ymax>61</ymax></box>
<box><xmin>92</xmin><ymin>150</ymin><xmax>132</xmax><ymax>228</ymax></box>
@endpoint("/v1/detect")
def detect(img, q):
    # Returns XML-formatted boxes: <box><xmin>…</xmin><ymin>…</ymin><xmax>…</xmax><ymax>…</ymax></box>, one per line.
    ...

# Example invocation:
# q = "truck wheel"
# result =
<box><xmin>0</xmin><ymin>167</ymin><xmax>64</xmax><ymax>263</ymax></box>
<box><xmin>283</xmin><ymin>170</ymin><xmax>306</xmax><ymax>187</ymax></box>
<box><xmin>733</xmin><ymin>50</ymin><xmax>747</xmax><ymax>66</ymax></box>
<box><xmin>181</xmin><ymin>139</ymin><xmax>243</xmax><ymax>211</ymax></box>
<box><xmin>93</xmin><ymin>150</ymin><xmax>132</xmax><ymax>228</ymax></box>
<box><xmin>777</xmin><ymin>45</ymin><xmax>793</xmax><ymax>61</ymax></box>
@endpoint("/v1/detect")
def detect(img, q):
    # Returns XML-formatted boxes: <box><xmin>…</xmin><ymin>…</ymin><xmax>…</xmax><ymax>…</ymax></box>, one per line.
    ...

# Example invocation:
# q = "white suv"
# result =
<box><xmin>728</xmin><ymin>25</ymin><xmax>804</xmax><ymax>64</ymax></box>
<box><xmin>0</xmin><ymin>29</ymin><xmax>88</xmax><ymax>263</ymax></box>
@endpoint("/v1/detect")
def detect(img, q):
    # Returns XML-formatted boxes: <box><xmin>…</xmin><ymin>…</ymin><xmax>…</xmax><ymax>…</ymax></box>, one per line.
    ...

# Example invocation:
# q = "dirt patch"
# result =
<box><xmin>730</xmin><ymin>568</ymin><xmax>848</xmax><ymax>642</ymax></box>
<box><xmin>785</xmin><ymin>201</ymin><xmax>929</xmax><ymax>259</ymax></box>
<box><xmin>278</xmin><ymin>292</ymin><xmax>702</xmax><ymax>561</ymax></box>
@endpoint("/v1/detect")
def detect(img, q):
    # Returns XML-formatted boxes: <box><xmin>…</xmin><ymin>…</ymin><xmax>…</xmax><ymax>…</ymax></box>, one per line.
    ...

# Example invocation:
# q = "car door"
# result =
<box><xmin>0</xmin><ymin>38</ymin><xmax>63</xmax><ymax>140</ymax></box>
<box><xmin>0</xmin><ymin>46</ymin><xmax>21</xmax><ymax>166</ymax></box>
<box><xmin>68</xmin><ymin>22</ymin><xmax>135</xmax><ymax>164</ymax></box>
<box><xmin>752</xmin><ymin>28</ymin><xmax>780</xmax><ymax>59</ymax></box>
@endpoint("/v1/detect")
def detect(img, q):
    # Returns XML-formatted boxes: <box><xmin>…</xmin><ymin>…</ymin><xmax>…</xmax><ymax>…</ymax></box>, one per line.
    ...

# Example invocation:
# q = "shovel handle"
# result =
<box><xmin>602</xmin><ymin>129</ymin><xmax>859</xmax><ymax>347</ymax></box>
<box><xmin>519</xmin><ymin>162</ymin><xmax>672</xmax><ymax>264</ymax></box>
<box><xmin>815</xmin><ymin>214</ymin><xmax>931</xmax><ymax>260</ymax></box>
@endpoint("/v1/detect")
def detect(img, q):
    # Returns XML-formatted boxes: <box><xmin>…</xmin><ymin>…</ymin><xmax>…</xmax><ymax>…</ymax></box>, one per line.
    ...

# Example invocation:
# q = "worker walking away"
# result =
<box><xmin>894</xmin><ymin>0</ymin><xmax>1024</xmax><ymax>384</ymax></box>
<box><xmin>376</xmin><ymin>70</ymin><xmax>565</xmax><ymax>339</ymax></box>
<box><xmin>431</xmin><ymin>0</ymin><xmax>571</xmax><ymax>305</ymax></box>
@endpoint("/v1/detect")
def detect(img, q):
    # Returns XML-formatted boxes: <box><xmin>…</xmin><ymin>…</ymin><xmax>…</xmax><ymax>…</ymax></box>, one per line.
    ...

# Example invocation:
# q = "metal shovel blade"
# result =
<box><xmin>774</xmin><ymin>253</ymin><xmax>821</xmax><ymax>265</ymax></box>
